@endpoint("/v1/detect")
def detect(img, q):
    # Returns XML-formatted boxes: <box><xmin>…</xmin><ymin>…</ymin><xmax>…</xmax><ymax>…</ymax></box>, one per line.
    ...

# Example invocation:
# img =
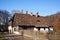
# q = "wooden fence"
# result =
<box><xmin>19</xmin><ymin>30</ymin><xmax>60</xmax><ymax>40</ymax></box>
<box><xmin>48</xmin><ymin>31</ymin><xmax>60</xmax><ymax>40</ymax></box>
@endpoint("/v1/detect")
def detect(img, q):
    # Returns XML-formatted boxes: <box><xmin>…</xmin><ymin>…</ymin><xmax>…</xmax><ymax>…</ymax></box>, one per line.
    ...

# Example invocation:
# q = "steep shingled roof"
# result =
<box><xmin>13</xmin><ymin>13</ymin><xmax>51</xmax><ymax>27</ymax></box>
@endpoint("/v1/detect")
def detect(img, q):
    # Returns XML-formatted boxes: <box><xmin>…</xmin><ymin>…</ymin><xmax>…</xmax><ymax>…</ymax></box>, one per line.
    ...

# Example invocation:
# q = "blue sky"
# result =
<box><xmin>0</xmin><ymin>0</ymin><xmax>60</xmax><ymax>16</ymax></box>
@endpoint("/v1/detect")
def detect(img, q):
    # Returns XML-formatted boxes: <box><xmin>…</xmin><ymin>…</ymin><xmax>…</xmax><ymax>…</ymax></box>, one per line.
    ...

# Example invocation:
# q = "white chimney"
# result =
<box><xmin>30</xmin><ymin>12</ymin><xmax>33</xmax><ymax>16</ymax></box>
<box><xmin>36</xmin><ymin>12</ymin><xmax>39</xmax><ymax>17</ymax></box>
<box><xmin>20</xmin><ymin>9</ymin><xmax>23</xmax><ymax>13</ymax></box>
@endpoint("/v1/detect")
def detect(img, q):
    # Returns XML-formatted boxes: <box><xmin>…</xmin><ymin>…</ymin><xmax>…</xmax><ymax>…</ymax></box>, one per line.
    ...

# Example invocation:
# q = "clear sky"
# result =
<box><xmin>0</xmin><ymin>0</ymin><xmax>60</xmax><ymax>16</ymax></box>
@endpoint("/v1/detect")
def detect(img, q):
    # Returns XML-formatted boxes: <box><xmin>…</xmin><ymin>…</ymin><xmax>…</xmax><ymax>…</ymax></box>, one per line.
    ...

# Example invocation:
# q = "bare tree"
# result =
<box><xmin>0</xmin><ymin>10</ymin><xmax>10</xmax><ymax>24</ymax></box>
<box><xmin>0</xmin><ymin>10</ymin><xmax>10</xmax><ymax>31</ymax></box>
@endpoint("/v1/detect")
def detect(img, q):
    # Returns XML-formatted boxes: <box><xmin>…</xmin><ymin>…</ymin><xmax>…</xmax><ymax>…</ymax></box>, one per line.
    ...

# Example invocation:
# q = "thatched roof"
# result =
<box><xmin>12</xmin><ymin>13</ymin><xmax>51</xmax><ymax>27</ymax></box>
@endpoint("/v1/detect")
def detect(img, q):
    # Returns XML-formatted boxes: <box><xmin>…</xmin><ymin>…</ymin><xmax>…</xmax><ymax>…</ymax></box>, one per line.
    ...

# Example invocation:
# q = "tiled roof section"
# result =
<box><xmin>13</xmin><ymin>13</ymin><xmax>51</xmax><ymax>27</ymax></box>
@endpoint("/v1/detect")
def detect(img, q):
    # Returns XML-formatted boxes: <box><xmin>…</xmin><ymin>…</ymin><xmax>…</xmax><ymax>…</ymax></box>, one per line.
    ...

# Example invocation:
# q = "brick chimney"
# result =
<box><xmin>20</xmin><ymin>9</ymin><xmax>23</xmax><ymax>14</ymax></box>
<box><xmin>36</xmin><ymin>12</ymin><xmax>39</xmax><ymax>17</ymax></box>
<box><xmin>30</xmin><ymin>12</ymin><xmax>33</xmax><ymax>16</ymax></box>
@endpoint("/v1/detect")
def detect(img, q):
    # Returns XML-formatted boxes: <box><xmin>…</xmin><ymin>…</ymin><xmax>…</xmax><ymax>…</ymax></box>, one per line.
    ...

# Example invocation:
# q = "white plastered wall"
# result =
<box><xmin>13</xmin><ymin>26</ymin><xmax>20</xmax><ymax>35</ymax></box>
<box><xmin>8</xmin><ymin>26</ymin><xmax>13</xmax><ymax>33</ymax></box>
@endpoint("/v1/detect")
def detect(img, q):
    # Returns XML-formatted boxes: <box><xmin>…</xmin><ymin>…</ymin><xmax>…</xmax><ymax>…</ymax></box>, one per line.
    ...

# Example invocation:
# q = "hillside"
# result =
<box><xmin>46</xmin><ymin>12</ymin><xmax>60</xmax><ymax>32</ymax></box>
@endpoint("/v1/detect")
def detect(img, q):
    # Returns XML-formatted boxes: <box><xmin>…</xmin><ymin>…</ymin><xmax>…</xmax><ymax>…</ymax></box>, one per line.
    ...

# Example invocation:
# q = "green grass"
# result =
<box><xmin>0</xmin><ymin>32</ymin><xmax>4</xmax><ymax>40</ymax></box>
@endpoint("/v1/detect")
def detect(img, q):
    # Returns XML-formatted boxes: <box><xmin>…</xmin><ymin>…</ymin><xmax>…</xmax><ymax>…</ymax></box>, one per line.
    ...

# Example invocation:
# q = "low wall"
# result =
<box><xmin>19</xmin><ymin>30</ymin><xmax>60</xmax><ymax>40</ymax></box>
<box><xmin>22</xmin><ymin>30</ymin><xmax>48</xmax><ymax>40</ymax></box>
<box><xmin>23</xmin><ymin>30</ymin><xmax>33</xmax><ymax>38</ymax></box>
<box><xmin>48</xmin><ymin>32</ymin><xmax>60</xmax><ymax>40</ymax></box>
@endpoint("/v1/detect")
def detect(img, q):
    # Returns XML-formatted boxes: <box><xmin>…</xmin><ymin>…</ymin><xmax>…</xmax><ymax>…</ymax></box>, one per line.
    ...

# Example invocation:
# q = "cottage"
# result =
<box><xmin>8</xmin><ymin>10</ymin><xmax>53</xmax><ymax>34</ymax></box>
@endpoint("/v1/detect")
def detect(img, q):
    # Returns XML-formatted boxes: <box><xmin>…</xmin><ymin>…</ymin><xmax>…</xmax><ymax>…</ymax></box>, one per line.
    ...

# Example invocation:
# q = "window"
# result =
<box><xmin>45</xmin><ymin>28</ymin><xmax>49</xmax><ymax>31</ymax></box>
<box><xmin>34</xmin><ymin>28</ymin><xmax>38</xmax><ymax>31</ymax></box>
<box><xmin>49</xmin><ymin>27</ymin><xmax>53</xmax><ymax>31</ymax></box>
<box><xmin>14</xmin><ymin>28</ymin><xmax>16</xmax><ymax>31</ymax></box>
<box><xmin>40</xmin><ymin>28</ymin><xmax>44</xmax><ymax>31</ymax></box>
<box><xmin>37</xmin><ymin>20</ymin><xmax>40</xmax><ymax>22</ymax></box>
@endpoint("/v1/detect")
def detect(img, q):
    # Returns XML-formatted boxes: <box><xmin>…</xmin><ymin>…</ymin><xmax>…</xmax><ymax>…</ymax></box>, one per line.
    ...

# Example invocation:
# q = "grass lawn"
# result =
<box><xmin>0</xmin><ymin>32</ymin><xmax>4</xmax><ymax>40</ymax></box>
